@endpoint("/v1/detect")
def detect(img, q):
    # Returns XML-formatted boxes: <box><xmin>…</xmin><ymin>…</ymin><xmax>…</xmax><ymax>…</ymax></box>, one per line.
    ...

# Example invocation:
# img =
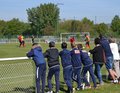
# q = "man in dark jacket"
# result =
<box><xmin>89</xmin><ymin>38</ymin><xmax>105</xmax><ymax>85</ymax></box>
<box><xmin>99</xmin><ymin>34</ymin><xmax>117</xmax><ymax>81</ymax></box>
<box><xmin>26</xmin><ymin>43</ymin><xmax>46</xmax><ymax>93</ymax></box>
<box><xmin>44</xmin><ymin>41</ymin><xmax>60</xmax><ymax>93</ymax></box>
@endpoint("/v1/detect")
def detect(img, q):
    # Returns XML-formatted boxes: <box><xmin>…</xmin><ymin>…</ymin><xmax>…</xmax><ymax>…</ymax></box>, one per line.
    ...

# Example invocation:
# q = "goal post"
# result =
<box><xmin>60</xmin><ymin>32</ymin><xmax>90</xmax><ymax>43</ymax></box>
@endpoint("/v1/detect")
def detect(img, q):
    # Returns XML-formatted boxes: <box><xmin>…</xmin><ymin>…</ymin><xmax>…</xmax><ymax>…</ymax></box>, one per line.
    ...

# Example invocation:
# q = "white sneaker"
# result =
<box><xmin>72</xmin><ymin>88</ymin><xmax>75</xmax><ymax>93</ymax></box>
<box><xmin>113</xmin><ymin>79</ymin><xmax>118</xmax><ymax>84</ymax></box>
<box><xmin>82</xmin><ymin>83</ymin><xmax>85</xmax><ymax>90</ymax></box>
<box><xmin>47</xmin><ymin>91</ymin><xmax>53</xmax><ymax>93</ymax></box>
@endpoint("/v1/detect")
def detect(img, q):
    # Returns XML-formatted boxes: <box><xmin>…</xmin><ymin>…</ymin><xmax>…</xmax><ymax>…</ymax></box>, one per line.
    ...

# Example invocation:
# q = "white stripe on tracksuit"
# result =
<box><xmin>36</xmin><ymin>67</ymin><xmax>39</xmax><ymax>93</ymax></box>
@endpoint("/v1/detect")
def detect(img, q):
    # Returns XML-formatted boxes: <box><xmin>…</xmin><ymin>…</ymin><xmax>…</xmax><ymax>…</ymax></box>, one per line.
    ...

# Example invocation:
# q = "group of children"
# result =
<box><xmin>26</xmin><ymin>34</ymin><xmax>120</xmax><ymax>93</ymax></box>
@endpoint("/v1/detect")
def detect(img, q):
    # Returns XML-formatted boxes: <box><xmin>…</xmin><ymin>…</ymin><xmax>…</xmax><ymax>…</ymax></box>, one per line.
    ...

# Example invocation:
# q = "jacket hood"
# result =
<box><xmin>34</xmin><ymin>46</ymin><xmax>42</xmax><ymax>51</ymax></box>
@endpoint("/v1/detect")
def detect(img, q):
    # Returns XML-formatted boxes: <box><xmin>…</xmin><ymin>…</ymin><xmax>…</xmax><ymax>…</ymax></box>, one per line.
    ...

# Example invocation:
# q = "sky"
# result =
<box><xmin>0</xmin><ymin>0</ymin><xmax>120</xmax><ymax>23</ymax></box>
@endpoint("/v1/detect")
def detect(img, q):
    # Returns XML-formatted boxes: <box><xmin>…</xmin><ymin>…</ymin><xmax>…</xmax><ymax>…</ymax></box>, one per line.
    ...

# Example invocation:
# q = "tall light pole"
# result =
<box><xmin>56</xmin><ymin>3</ymin><xmax>64</xmax><ymax>36</ymax></box>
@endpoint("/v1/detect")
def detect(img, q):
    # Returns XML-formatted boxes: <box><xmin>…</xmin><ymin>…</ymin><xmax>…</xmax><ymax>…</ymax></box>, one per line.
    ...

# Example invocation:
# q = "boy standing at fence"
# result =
<box><xmin>77</xmin><ymin>44</ymin><xmax>97</xmax><ymax>89</ymax></box>
<box><xmin>89</xmin><ymin>38</ymin><xmax>105</xmax><ymax>85</ymax></box>
<box><xmin>70</xmin><ymin>43</ymin><xmax>82</xmax><ymax>90</ymax></box>
<box><xmin>26</xmin><ymin>43</ymin><xmax>46</xmax><ymax>93</ymax></box>
<box><xmin>59</xmin><ymin>42</ymin><xmax>74</xmax><ymax>93</ymax></box>
<box><xmin>44</xmin><ymin>41</ymin><xmax>60</xmax><ymax>93</ymax></box>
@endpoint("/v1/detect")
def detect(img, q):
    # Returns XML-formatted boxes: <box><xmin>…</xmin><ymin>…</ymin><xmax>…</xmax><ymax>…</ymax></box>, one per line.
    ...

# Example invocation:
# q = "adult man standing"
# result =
<box><xmin>99</xmin><ymin>34</ymin><xmax>117</xmax><ymax>82</ymax></box>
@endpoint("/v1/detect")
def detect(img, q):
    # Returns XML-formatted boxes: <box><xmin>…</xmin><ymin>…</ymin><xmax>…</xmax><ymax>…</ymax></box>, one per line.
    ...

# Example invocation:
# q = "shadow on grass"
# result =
<box><xmin>59</xmin><ymin>81</ymin><xmax>67</xmax><ymax>92</ymax></box>
<box><xmin>14</xmin><ymin>86</ymin><xmax>35</xmax><ymax>93</ymax></box>
<box><xmin>1</xmin><ymin>86</ymin><xmax>35</xmax><ymax>93</ymax></box>
<box><xmin>102</xmin><ymin>75</ymin><xmax>113</xmax><ymax>83</ymax></box>
<box><xmin>1</xmin><ymin>82</ymin><xmax>68</xmax><ymax>93</ymax></box>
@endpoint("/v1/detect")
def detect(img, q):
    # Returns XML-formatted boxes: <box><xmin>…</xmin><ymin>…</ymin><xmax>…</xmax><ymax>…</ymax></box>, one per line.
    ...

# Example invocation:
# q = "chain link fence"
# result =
<box><xmin>0</xmin><ymin>58</ymin><xmax>35</xmax><ymax>93</ymax></box>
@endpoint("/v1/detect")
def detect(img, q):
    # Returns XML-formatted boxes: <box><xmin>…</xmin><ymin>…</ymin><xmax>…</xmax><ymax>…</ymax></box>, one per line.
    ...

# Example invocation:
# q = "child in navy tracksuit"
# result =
<box><xmin>70</xmin><ymin>43</ymin><xmax>82</xmax><ymax>90</ymax></box>
<box><xmin>26</xmin><ymin>43</ymin><xmax>46</xmax><ymax>93</ymax></box>
<box><xmin>59</xmin><ymin>42</ymin><xmax>73</xmax><ymax>93</ymax></box>
<box><xmin>44</xmin><ymin>41</ymin><xmax>60</xmax><ymax>93</ymax></box>
<box><xmin>77</xmin><ymin>44</ymin><xmax>97</xmax><ymax>89</ymax></box>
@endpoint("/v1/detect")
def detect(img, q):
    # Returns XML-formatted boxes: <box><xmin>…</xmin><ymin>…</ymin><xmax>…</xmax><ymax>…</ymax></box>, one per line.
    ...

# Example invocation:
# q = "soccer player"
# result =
<box><xmin>59</xmin><ymin>42</ymin><xmax>74</xmax><ymax>93</ymax></box>
<box><xmin>18</xmin><ymin>35</ymin><xmax>25</xmax><ymax>47</ymax></box>
<box><xmin>31</xmin><ymin>35</ymin><xmax>35</xmax><ymax>44</ymax></box>
<box><xmin>18</xmin><ymin>35</ymin><xmax>22</xmax><ymax>47</ymax></box>
<box><xmin>44</xmin><ymin>41</ymin><xmax>60</xmax><ymax>93</ymax></box>
<box><xmin>26</xmin><ymin>43</ymin><xmax>46</xmax><ymax>93</ymax></box>
<box><xmin>69</xmin><ymin>36</ymin><xmax>75</xmax><ymax>44</ymax></box>
<box><xmin>84</xmin><ymin>34</ymin><xmax>90</xmax><ymax>49</ymax></box>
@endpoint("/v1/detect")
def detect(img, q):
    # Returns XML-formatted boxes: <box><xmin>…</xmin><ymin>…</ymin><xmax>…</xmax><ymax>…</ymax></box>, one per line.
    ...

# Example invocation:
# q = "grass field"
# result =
<box><xmin>0</xmin><ymin>43</ymin><xmax>120</xmax><ymax>93</ymax></box>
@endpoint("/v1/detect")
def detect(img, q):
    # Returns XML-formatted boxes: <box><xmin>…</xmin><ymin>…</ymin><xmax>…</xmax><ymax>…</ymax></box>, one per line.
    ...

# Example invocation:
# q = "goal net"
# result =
<box><xmin>60</xmin><ymin>32</ymin><xmax>90</xmax><ymax>43</ymax></box>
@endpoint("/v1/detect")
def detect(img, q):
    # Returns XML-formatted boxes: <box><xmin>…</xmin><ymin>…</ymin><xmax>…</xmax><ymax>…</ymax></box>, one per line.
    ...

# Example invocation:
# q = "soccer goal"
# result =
<box><xmin>60</xmin><ymin>32</ymin><xmax>90</xmax><ymax>43</ymax></box>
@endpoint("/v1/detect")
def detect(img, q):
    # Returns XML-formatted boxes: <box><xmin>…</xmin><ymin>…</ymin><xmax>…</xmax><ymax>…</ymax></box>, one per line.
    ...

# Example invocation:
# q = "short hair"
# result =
<box><xmin>77</xmin><ymin>44</ymin><xmax>83</xmax><ymax>50</ymax></box>
<box><xmin>99</xmin><ymin>34</ymin><xmax>103</xmax><ymax>39</ymax></box>
<box><xmin>85</xmin><ymin>34</ymin><xmax>87</xmax><ymax>37</ymax></box>
<box><xmin>32</xmin><ymin>43</ymin><xmax>38</xmax><ymax>46</ymax></box>
<box><xmin>61</xmin><ymin>42</ymin><xmax>67</xmax><ymax>49</ymax></box>
<box><xmin>49</xmin><ymin>41</ymin><xmax>55</xmax><ymax>47</ymax></box>
<box><xmin>94</xmin><ymin>38</ymin><xmax>100</xmax><ymax>45</ymax></box>
<box><xmin>71</xmin><ymin>42</ymin><xmax>76</xmax><ymax>48</ymax></box>
<box><xmin>109</xmin><ymin>38</ymin><xmax>115</xmax><ymax>43</ymax></box>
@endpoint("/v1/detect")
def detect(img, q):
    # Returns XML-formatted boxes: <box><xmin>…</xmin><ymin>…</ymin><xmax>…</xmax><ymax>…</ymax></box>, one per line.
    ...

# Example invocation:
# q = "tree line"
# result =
<box><xmin>0</xmin><ymin>3</ymin><xmax>120</xmax><ymax>38</ymax></box>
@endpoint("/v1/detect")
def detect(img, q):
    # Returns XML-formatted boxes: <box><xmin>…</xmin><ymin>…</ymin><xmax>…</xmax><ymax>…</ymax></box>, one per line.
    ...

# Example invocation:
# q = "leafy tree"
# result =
<box><xmin>27</xmin><ymin>3</ymin><xmax>59</xmax><ymax>35</ymax></box>
<box><xmin>0</xmin><ymin>20</ymin><xmax>6</xmax><ymax>36</ymax></box>
<box><xmin>0</xmin><ymin>18</ymin><xmax>30</xmax><ymax>37</ymax></box>
<box><xmin>94</xmin><ymin>23</ymin><xmax>108</xmax><ymax>35</ymax></box>
<box><xmin>81</xmin><ymin>17</ymin><xmax>94</xmax><ymax>32</ymax></box>
<box><xmin>111</xmin><ymin>15</ymin><xmax>120</xmax><ymax>34</ymax></box>
<box><xmin>59</xmin><ymin>19</ymin><xmax>82</xmax><ymax>33</ymax></box>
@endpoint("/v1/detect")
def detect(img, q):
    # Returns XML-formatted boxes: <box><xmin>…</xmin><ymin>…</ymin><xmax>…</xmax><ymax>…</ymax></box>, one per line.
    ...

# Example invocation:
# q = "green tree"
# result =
<box><xmin>4</xmin><ymin>18</ymin><xmax>29</xmax><ymax>35</ymax></box>
<box><xmin>27</xmin><ymin>3</ymin><xmax>59</xmax><ymax>36</ymax></box>
<box><xmin>94</xmin><ymin>23</ymin><xmax>108</xmax><ymax>35</ymax></box>
<box><xmin>59</xmin><ymin>19</ymin><xmax>82</xmax><ymax>33</ymax></box>
<box><xmin>0</xmin><ymin>20</ymin><xmax>7</xmax><ymax>36</ymax></box>
<box><xmin>0</xmin><ymin>18</ymin><xmax>30</xmax><ymax>38</ymax></box>
<box><xmin>81</xmin><ymin>17</ymin><xmax>94</xmax><ymax>32</ymax></box>
<box><xmin>111</xmin><ymin>15</ymin><xmax>120</xmax><ymax>34</ymax></box>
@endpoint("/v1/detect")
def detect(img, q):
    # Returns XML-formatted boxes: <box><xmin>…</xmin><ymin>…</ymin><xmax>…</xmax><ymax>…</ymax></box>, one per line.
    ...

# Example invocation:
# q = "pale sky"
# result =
<box><xmin>0</xmin><ymin>0</ymin><xmax>120</xmax><ymax>23</ymax></box>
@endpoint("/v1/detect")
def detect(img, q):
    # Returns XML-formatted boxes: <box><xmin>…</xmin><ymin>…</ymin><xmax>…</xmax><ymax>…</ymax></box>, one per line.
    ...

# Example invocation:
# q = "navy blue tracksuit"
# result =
<box><xmin>59</xmin><ymin>48</ymin><xmax>73</xmax><ymax>92</ymax></box>
<box><xmin>71</xmin><ymin>48</ymin><xmax>82</xmax><ymax>89</ymax></box>
<box><xmin>80</xmin><ymin>50</ymin><xmax>97</xmax><ymax>88</ymax></box>
<box><xmin>27</xmin><ymin>47</ymin><xmax>46</xmax><ymax>93</ymax></box>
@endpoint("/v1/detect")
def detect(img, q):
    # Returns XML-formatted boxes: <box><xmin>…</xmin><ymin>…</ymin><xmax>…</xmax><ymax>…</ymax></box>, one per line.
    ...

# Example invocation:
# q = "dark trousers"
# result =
<box><xmin>94</xmin><ymin>64</ymin><xmax>103</xmax><ymax>83</ymax></box>
<box><xmin>72</xmin><ymin>67</ymin><xmax>82</xmax><ymax>88</ymax></box>
<box><xmin>36</xmin><ymin>63</ymin><xmax>46</xmax><ymax>93</ymax></box>
<box><xmin>81</xmin><ymin>65</ymin><xmax>96</xmax><ymax>87</ymax></box>
<box><xmin>63</xmin><ymin>66</ymin><xmax>73</xmax><ymax>91</ymax></box>
<box><xmin>47</xmin><ymin>66</ymin><xmax>60</xmax><ymax>92</ymax></box>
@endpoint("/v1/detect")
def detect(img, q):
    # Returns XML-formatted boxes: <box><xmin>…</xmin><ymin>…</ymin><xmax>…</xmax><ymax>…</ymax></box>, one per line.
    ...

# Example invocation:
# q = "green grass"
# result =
<box><xmin>0</xmin><ymin>43</ymin><xmax>120</xmax><ymax>93</ymax></box>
